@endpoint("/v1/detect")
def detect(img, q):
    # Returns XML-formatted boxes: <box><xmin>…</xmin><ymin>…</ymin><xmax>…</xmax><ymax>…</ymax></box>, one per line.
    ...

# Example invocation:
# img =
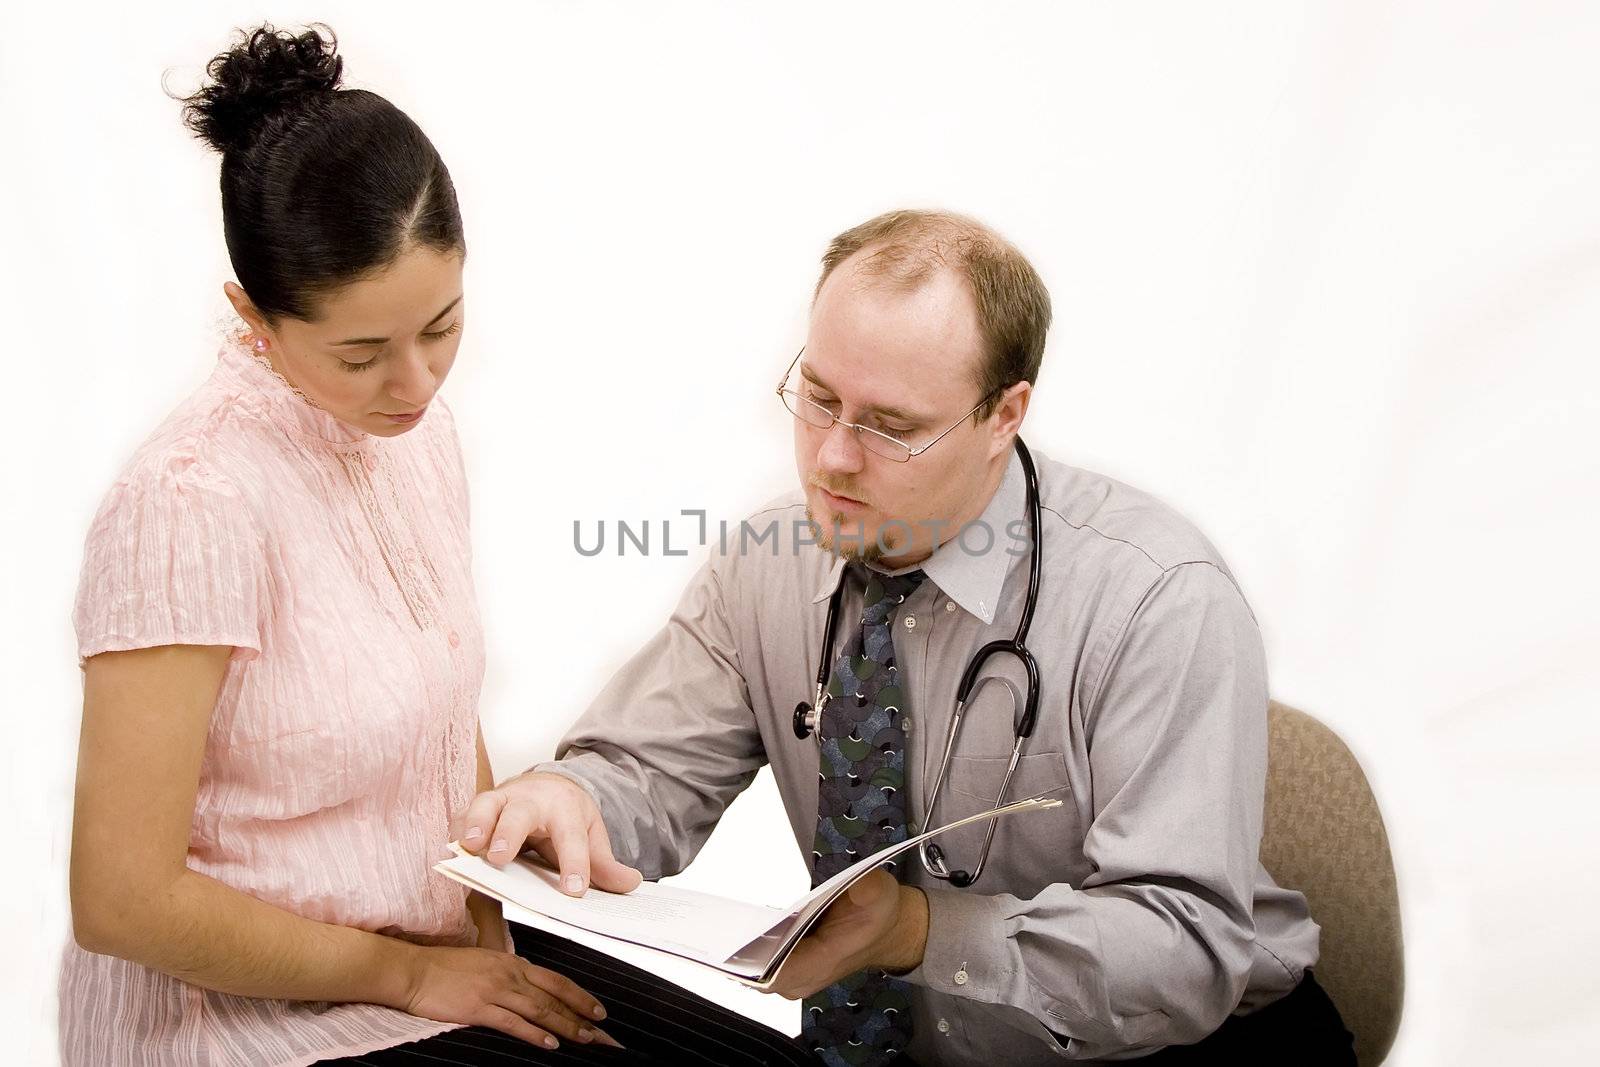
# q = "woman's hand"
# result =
<box><xmin>399</xmin><ymin>944</ymin><xmax>622</xmax><ymax>1049</ymax></box>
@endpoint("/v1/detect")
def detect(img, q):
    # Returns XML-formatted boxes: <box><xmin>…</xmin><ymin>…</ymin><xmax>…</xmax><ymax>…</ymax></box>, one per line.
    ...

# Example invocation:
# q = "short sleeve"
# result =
<box><xmin>73</xmin><ymin>452</ymin><xmax>265</xmax><ymax>669</ymax></box>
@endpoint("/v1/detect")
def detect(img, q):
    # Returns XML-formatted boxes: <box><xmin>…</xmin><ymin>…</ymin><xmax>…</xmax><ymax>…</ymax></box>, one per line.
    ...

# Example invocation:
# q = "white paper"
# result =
<box><xmin>434</xmin><ymin>850</ymin><xmax>787</xmax><ymax>966</ymax></box>
<box><xmin>433</xmin><ymin>791</ymin><xmax>1064</xmax><ymax>983</ymax></box>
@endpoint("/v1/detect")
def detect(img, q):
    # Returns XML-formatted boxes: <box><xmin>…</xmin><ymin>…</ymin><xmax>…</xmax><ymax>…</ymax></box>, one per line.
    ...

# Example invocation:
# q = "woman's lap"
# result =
<box><xmin>314</xmin><ymin>924</ymin><xmax>814</xmax><ymax>1066</ymax></box>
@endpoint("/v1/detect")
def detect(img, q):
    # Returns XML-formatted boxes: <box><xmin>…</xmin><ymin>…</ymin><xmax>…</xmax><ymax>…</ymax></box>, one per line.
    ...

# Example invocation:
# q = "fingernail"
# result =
<box><xmin>489</xmin><ymin>838</ymin><xmax>508</xmax><ymax>854</ymax></box>
<box><xmin>564</xmin><ymin>874</ymin><xmax>584</xmax><ymax>894</ymax></box>
<box><xmin>463</xmin><ymin>826</ymin><xmax>483</xmax><ymax>842</ymax></box>
<box><xmin>543</xmin><ymin>1036</ymin><xmax>558</xmax><ymax>1049</ymax></box>
<box><xmin>577</xmin><ymin>1029</ymin><xmax>594</xmax><ymax>1042</ymax></box>
<box><xmin>591</xmin><ymin>1004</ymin><xmax>607</xmax><ymax>1020</ymax></box>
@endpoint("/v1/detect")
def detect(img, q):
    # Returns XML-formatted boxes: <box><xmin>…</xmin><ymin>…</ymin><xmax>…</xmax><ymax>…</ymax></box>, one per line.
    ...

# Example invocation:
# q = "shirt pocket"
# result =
<box><xmin>927</xmin><ymin>752</ymin><xmax>1080</xmax><ymax>896</ymax></box>
<box><xmin>918</xmin><ymin>670</ymin><xmax>1086</xmax><ymax>893</ymax></box>
<box><xmin>934</xmin><ymin>670</ymin><xmax>1071</xmax><ymax>806</ymax></box>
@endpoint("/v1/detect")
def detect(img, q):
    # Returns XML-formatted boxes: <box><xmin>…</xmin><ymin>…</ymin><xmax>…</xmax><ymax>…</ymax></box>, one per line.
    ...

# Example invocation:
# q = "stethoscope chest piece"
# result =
<box><xmin>793</xmin><ymin>701</ymin><xmax>819</xmax><ymax>740</ymax></box>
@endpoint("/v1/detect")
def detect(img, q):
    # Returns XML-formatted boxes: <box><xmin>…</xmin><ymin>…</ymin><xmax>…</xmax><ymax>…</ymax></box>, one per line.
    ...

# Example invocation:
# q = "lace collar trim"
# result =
<box><xmin>215</xmin><ymin>331</ymin><xmax>374</xmax><ymax>450</ymax></box>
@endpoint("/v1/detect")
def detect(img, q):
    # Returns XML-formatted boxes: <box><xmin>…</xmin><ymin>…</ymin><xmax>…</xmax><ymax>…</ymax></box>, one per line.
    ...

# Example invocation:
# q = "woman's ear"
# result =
<box><xmin>222</xmin><ymin>282</ymin><xmax>271</xmax><ymax>339</ymax></box>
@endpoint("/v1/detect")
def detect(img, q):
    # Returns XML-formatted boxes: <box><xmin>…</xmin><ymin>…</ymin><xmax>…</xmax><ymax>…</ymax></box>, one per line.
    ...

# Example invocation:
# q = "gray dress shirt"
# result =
<box><xmin>535</xmin><ymin>446</ymin><xmax>1320</xmax><ymax>1064</ymax></box>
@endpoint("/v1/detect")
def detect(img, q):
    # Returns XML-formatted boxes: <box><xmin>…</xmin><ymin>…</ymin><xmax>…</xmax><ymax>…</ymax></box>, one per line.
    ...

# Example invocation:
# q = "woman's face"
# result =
<box><xmin>228</xmin><ymin>244</ymin><xmax>466</xmax><ymax>438</ymax></box>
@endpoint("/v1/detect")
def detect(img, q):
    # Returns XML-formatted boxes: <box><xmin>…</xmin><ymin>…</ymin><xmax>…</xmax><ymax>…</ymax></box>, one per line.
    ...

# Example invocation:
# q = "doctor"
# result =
<box><xmin>457</xmin><ymin>210</ymin><xmax>1355</xmax><ymax>1064</ymax></box>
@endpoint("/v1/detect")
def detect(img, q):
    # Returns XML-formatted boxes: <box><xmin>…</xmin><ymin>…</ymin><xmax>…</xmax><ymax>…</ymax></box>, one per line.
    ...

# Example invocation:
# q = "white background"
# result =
<box><xmin>4</xmin><ymin>2</ymin><xmax>1598</xmax><ymax>1063</ymax></box>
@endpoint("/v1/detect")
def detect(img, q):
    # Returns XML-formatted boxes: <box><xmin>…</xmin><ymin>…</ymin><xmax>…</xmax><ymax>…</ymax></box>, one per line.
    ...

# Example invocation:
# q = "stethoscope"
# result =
<box><xmin>793</xmin><ymin>437</ymin><xmax>1043</xmax><ymax>888</ymax></box>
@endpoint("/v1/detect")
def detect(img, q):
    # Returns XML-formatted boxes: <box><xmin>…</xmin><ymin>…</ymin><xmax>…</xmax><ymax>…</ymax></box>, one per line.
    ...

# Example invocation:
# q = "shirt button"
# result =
<box><xmin>937</xmin><ymin>1018</ymin><xmax>951</xmax><ymax>1035</ymax></box>
<box><xmin>901</xmin><ymin>715</ymin><xmax>913</xmax><ymax>737</ymax></box>
<box><xmin>945</xmin><ymin>601</ymin><xmax>957</xmax><ymax>613</ymax></box>
<box><xmin>953</xmin><ymin>968</ymin><xmax>969</xmax><ymax>986</ymax></box>
<box><xmin>364</xmin><ymin>454</ymin><xmax>377</xmax><ymax>472</ymax></box>
<box><xmin>448</xmin><ymin>630</ymin><xmax>461</xmax><ymax>648</ymax></box>
<box><xmin>904</xmin><ymin>615</ymin><xmax>917</xmax><ymax>630</ymax></box>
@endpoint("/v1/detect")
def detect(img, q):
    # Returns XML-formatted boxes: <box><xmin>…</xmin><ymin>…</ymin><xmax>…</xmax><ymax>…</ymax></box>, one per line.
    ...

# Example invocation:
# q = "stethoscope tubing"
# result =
<box><xmin>794</xmin><ymin>437</ymin><xmax>1044</xmax><ymax>888</ymax></box>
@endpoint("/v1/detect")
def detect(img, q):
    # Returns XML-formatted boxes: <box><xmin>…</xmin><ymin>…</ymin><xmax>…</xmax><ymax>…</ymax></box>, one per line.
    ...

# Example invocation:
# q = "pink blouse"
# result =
<box><xmin>63</xmin><ymin>333</ymin><xmax>487</xmax><ymax>1065</ymax></box>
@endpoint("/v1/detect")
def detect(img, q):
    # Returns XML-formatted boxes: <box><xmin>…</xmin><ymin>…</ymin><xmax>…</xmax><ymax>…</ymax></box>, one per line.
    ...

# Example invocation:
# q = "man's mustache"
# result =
<box><xmin>808</xmin><ymin>475</ymin><xmax>873</xmax><ymax>509</ymax></box>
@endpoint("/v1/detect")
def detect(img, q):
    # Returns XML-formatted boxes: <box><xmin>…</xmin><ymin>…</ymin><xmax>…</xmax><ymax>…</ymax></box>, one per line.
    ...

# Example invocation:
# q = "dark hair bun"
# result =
<box><xmin>182</xmin><ymin>23</ymin><xmax>343</xmax><ymax>154</ymax></box>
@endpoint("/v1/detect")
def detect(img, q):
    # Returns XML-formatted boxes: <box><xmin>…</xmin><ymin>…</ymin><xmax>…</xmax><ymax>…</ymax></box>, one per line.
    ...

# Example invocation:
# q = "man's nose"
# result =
<box><xmin>815</xmin><ymin>420</ymin><xmax>865</xmax><ymax>475</ymax></box>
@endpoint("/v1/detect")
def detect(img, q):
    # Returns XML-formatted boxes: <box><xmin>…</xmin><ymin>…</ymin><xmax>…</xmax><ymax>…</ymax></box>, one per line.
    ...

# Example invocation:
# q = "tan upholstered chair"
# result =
<box><xmin>1261</xmin><ymin>701</ymin><xmax>1404</xmax><ymax>1066</ymax></box>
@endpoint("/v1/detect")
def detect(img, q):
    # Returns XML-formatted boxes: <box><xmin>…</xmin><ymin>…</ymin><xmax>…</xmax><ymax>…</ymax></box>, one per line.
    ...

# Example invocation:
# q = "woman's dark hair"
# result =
<box><xmin>180</xmin><ymin>23</ymin><xmax>464</xmax><ymax>323</ymax></box>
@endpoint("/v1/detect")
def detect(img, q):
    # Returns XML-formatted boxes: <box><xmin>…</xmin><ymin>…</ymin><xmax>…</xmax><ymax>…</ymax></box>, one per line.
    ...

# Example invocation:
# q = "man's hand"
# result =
<box><xmin>768</xmin><ymin>869</ymin><xmax>929</xmax><ymax>1000</ymax></box>
<box><xmin>453</xmin><ymin>772</ymin><xmax>643</xmax><ymax>898</ymax></box>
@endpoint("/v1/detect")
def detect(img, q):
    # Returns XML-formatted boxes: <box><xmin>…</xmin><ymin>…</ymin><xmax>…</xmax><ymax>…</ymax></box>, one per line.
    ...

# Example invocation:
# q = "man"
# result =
<box><xmin>458</xmin><ymin>210</ymin><xmax>1356</xmax><ymax>1064</ymax></box>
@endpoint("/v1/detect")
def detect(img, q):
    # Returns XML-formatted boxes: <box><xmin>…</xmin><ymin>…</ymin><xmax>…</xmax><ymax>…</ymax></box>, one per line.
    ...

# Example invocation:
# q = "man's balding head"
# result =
<box><xmin>815</xmin><ymin>210</ymin><xmax>1052</xmax><ymax>417</ymax></box>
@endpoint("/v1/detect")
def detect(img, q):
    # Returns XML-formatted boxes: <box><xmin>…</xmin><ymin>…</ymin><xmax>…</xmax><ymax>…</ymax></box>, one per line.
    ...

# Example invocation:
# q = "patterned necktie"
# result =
<box><xmin>803</xmin><ymin>567</ymin><xmax>925</xmax><ymax>1067</ymax></box>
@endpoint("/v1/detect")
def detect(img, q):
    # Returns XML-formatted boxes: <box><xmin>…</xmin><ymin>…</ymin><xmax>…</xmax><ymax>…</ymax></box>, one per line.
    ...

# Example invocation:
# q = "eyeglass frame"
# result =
<box><xmin>775</xmin><ymin>347</ymin><xmax>1002</xmax><ymax>463</ymax></box>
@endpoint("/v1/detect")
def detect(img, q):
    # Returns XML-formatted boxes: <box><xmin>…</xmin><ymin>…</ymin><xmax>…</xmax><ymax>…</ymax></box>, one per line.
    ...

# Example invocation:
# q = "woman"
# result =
<box><xmin>64</xmin><ymin>23</ymin><xmax>812</xmax><ymax>1067</ymax></box>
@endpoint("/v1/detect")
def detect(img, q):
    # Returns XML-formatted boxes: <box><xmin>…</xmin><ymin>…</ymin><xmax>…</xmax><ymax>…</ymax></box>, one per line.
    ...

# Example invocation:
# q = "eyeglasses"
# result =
<box><xmin>776</xmin><ymin>347</ymin><xmax>998</xmax><ymax>463</ymax></box>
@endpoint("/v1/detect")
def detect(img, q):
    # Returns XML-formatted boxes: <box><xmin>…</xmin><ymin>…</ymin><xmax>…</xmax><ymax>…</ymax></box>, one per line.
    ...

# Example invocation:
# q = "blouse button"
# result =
<box><xmin>448</xmin><ymin>630</ymin><xmax>461</xmax><ymax>649</ymax></box>
<box><xmin>364</xmin><ymin>454</ymin><xmax>378</xmax><ymax>472</ymax></box>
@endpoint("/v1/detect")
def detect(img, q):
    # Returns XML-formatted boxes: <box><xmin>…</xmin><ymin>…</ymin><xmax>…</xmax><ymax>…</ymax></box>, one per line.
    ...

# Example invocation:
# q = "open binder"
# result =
<box><xmin>434</xmin><ymin>792</ymin><xmax>1062</xmax><ymax>990</ymax></box>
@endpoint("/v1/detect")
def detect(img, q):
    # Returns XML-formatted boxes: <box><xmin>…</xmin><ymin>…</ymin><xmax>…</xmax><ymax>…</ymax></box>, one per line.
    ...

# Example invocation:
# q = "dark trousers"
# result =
<box><xmin>1136</xmin><ymin>971</ymin><xmax>1357</xmax><ymax>1065</ymax></box>
<box><xmin>316</xmin><ymin>926</ymin><xmax>1353</xmax><ymax>1066</ymax></box>
<box><xmin>314</xmin><ymin>924</ymin><xmax>814</xmax><ymax>1066</ymax></box>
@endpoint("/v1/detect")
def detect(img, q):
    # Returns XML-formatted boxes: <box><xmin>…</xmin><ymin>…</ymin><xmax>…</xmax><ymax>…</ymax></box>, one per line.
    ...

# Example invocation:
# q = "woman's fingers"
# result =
<box><xmin>496</xmin><ymin>985</ymin><xmax>603</xmax><ymax>1044</ymax></box>
<box><xmin>475</xmin><ymin>1004</ymin><xmax>559</xmax><ymax>1049</ymax></box>
<box><xmin>522</xmin><ymin>961</ymin><xmax>608</xmax><ymax>1021</ymax></box>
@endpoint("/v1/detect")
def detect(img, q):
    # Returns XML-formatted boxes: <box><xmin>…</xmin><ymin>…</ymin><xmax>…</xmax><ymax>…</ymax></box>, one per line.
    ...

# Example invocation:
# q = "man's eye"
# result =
<box><xmin>806</xmin><ymin>390</ymin><xmax>841</xmax><ymax>412</ymax></box>
<box><xmin>879</xmin><ymin>425</ymin><xmax>914</xmax><ymax>440</ymax></box>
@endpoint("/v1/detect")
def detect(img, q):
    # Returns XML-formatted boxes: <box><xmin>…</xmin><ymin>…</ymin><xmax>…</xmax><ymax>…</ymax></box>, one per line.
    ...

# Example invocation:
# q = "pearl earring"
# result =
<box><xmin>254</xmin><ymin>337</ymin><xmax>269</xmax><ymax>352</ymax></box>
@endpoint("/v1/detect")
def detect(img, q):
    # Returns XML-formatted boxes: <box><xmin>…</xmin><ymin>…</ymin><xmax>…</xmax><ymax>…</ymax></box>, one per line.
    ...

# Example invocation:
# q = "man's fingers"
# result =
<box><xmin>587</xmin><ymin>820</ymin><xmax>642</xmax><ymax>894</ymax></box>
<box><xmin>468</xmin><ymin>776</ymin><xmax>608</xmax><ymax>888</ymax></box>
<box><xmin>547</xmin><ymin>817</ymin><xmax>593</xmax><ymax>895</ymax></box>
<box><xmin>481</xmin><ymin>800</ymin><xmax>541</xmax><ymax>868</ymax></box>
<box><xmin>453</xmin><ymin>791</ymin><xmax>509</xmax><ymax>855</ymax></box>
<box><xmin>846</xmin><ymin>867</ymin><xmax>893</xmax><ymax>905</ymax></box>
<box><xmin>769</xmin><ymin>940</ymin><xmax>828</xmax><ymax>1000</ymax></box>
<box><xmin>529</xmin><ymin>840</ymin><xmax>559</xmax><ymax>869</ymax></box>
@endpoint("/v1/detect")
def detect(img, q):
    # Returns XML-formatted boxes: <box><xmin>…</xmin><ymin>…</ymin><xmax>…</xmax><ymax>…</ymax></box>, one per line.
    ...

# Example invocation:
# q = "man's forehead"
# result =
<box><xmin>800</xmin><ymin>341</ymin><xmax>985</xmax><ymax>424</ymax></box>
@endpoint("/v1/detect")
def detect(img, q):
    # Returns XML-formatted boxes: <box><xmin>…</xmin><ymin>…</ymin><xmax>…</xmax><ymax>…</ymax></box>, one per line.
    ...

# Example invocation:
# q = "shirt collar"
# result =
<box><xmin>809</xmin><ymin>448</ymin><xmax>1025</xmax><ymax>626</ymax></box>
<box><xmin>216</xmin><ymin>332</ymin><xmax>373</xmax><ymax>448</ymax></box>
